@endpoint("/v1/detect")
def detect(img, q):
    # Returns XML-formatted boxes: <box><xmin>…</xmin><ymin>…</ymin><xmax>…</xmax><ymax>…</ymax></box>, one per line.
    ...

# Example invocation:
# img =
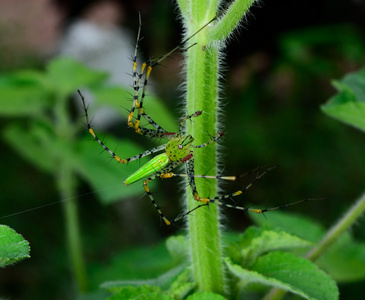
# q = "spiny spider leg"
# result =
<box><xmin>170</xmin><ymin>163</ymin><xmax>272</xmax><ymax>223</ymax></box>
<box><xmin>128</xmin><ymin>2</ymin><xmax>236</xmax><ymax>138</ymax></box>
<box><xmin>79</xmin><ymin>90</ymin><xmax>167</xmax><ymax>163</ymax></box>
<box><xmin>128</xmin><ymin>12</ymin><xmax>143</xmax><ymax>131</ymax></box>
<box><xmin>142</xmin><ymin>161</ymin><xmax>182</xmax><ymax>226</ymax></box>
<box><xmin>178</xmin><ymin>110</ymin><xmax>203</xmax><ymax>134</ymax></box>
<box><xmin>192</xmin><ymin>131</ymin><xmax>224</xmax><ymax>148</ymax></box>
<box><xmin>172</xmin><ymin>198</ymin><xmax>322</xmax><ymax>224</ymax></box>
<box><xmin>171</xmin><ymin>164</ymin><xmax>319</xmax><ymax>223</ymax></box>
<box><xmin>127</xmin><ymin>13</ymin><xmax>170</xmax><ymax>138</ymax></box>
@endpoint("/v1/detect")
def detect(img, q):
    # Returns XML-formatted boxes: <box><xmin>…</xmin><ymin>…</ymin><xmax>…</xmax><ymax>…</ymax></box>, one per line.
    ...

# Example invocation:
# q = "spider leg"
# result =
<box><xmin>170</xmin><ymin>165</ymin><xmax>282</xmax><ymax>223</ymax></box>
<box><xmin>178</xmin><ymin>111</ymin><xmax>203</xmax><ymax>134</ymax></box>
<box><xmin>192</xmin><ymin>131</ymin><xmax>224</xmax><ymax>148</ymax></box>
<box><xmin>127</xmin><ymin>14</ymin><xmax>171</xmax><ymax>137</ymax></box>
<box><xmin>142</xmin><ymin>162</ymin><xmax>182</xmax><ymax>225</ymax></box>
<box><xmin>79</xmin><ymin>90</ymin><xmax>167</xmax><ymax>163</ymax></box>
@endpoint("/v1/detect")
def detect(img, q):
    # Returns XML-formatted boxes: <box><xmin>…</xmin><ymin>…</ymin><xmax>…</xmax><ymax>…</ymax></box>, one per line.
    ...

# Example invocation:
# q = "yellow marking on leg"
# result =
<box><xmin>141</xmin><ymin>62</ymin><xmax>147</xmax><ymax>73</ymax></box>
<box><xmin>249</xmin><ymin>208</ymin><xmax>263</xmax><ymax>214</ymax></box>
<box><xmin>232</xmin><ymin>191</ymin><xmax>243</xmax><ymax>196</ymax></box>
<box><xmin>144</xmin><ymin>182</ymin><xmax>150</xmax><ymax>193</ymax></box>
<box><xmin>199</xmin><ymin>198</ymin><xmax>210</xmax><ymax>204</ymax></box>
<box><xmin>221</xmin><ymin>176</ymin><xmax>237</xmax><ymax>181</ymax></box>
<box><xmin>115</xmin><ymin>156</ymin><xmax>127</xmax><ymax>164</ymax></box>
<box><xmin>161</xmin><ymin>173</ymin><xmax>174</xmax><ymax>179</ymax></box>
<box><xmin>134</xmin><ymin>119</ymin><xmax>140</xmax><ymax>132</ymax></box>
<box><xmin>194</xmin><ymin>193</ymin><xmax>210</xmax><ymax>204</ymax></box>
<box><xmin>146</xmin><ymin>65</ymin><xmax>152</xmax><ymax>78</ymax></box>
<box><xmin>89</xmin><ymin>128</ymin><xmax>96</xmax><ymax>137</ymax></box>
<box><xmin>127</xmin><ymin>112</ymin><xmax>134</xmax><ymax>126</ymax></box>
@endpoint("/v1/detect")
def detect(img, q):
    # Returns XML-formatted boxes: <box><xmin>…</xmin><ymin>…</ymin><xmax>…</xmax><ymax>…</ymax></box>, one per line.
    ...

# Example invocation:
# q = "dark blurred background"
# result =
<box><xmin>0</xmin><ymin>0</ymin><xmax>365</xmax><ymax>299</ymax></box>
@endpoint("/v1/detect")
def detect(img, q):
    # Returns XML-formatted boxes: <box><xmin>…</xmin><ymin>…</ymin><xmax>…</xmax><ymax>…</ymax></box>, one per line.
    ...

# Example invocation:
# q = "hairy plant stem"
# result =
<box><xmin>184</xmin><ymin>1</ymin><xmax>224</xmax><ymax>294</ymax></box>
<box><xmin>176</xmin><ymin>0</ymin><xmax>256</xmax><ymax>296</ymax></box>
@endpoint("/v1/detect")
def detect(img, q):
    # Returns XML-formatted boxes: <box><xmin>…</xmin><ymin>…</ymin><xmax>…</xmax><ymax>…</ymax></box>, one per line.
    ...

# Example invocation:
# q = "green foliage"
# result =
<box><xmin>227</xmin><ymin>226</ymin><xmax>313</xmax><ymax>267</ymax></box>
<box><xmin>0</xmin><ymin>56</ymin><xmax>173</xmax><ymax>291</ymax></box>
<box><xmin>0</xmin><ymin>57</ymin><xmax>172</xmax><ymax>204</ymax></box>
<box><xmin>0</xmin><ymin>225</ymin><xmax>30</xmax><ymax>267</ymax></box>
<box><xmin>321</xmin><ymin>68</ymin><xmax>365</xmax><ymax>132</ymax></box>
<box><xmin>251</xmin><ymin>211</ymin><xmax>365</xmax><ymax>284</ymax></box>
<box><xmin>99</xmin><ymin>220</ymin><xmax>340</xmax><ymax>300</ymax></box>
<box><xmin>226</xmin><ymin>252</ymin><xmax>337</xmax><ymax>300</ymax></box>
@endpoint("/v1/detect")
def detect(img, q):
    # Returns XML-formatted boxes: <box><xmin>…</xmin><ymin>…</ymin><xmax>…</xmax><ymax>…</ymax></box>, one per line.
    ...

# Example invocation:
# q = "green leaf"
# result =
<box><xmin>74</xmin><ymin>136</ymin><xmax>156</xmax><ymax>204</ymax></box>
<box><xmin>279</xmin><ymin>25</ymin><xmax>365</xmax><ymax>72</ymax></box>
<box><xmin>0</xmin><ymin>81</ymin><xmax>49</xmax><ymax>116</ymax></box>
<box><xmin>0</xmin><ymin>225</ymin><xmax>30</xmax><ymax>267</ymax></box>
<box><xmin>106</xmin><ymin>285</ymin><xmax>172</xmax><ymax>300</ymax></box>
<box><xmin>186</xmin><ymin>291</ymin><xmax>227</xmax><ymax>300</ymax></box>
<box><xmin>226</xmin><ymin>252</ymin><xmax>339</xmax><ymax>300</ymax></box>
<box><xmin>169</xmin><ymin>269</ymin><xmax>196</xmax><ymax>299</ymax></box>
<box><xmin>2</xmin><ymin>123</ymin><xmax>57</xmax><ymax>173</ymax></box>
<box><xmin>238</xmin><ymin>226</ymin><xmax>313</xmax><ymax>267</ymax></box>
<box><xmin>250</xmin><ymin>212</ymin><xmax>365</xmax><ymax>283</ymax></box>
<box><xmin>165</xmin><ymin>235</ymin><xmax>189</xmax><ymax>263</ymax></box>
<box><xmin>102</xmin><ymin>265</ymin><xmax>185</xmax><ymax>293</ymax></box>
<box><xmin>321</xmin><ymin>67</ymin><xmax>365</xmax><ymax>132</ymax></box>
<box><xmin>47</xmin><ymin>57</ymin><xmax>108</xmax><ymax>95</ymax></box>
<box><xmin>0</xmin><ymin>69</ymin><xmax>47</xmax><ymax>87</ymax></box>
<box><xmin>90</xmin><ymin>242</ymin><xmax>176</xmax><ymax>287</ymax></box>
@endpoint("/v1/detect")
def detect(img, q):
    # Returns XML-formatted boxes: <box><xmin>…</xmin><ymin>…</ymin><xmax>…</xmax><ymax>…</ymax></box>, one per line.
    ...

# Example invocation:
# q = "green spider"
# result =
<box><xmin>79</xmin><ymin>11</ymin><xmax>313</xmax><ymax>226</ymax></box>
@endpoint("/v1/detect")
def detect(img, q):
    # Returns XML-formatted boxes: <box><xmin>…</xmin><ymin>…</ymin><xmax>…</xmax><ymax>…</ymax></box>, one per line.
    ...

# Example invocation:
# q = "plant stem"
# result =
<box><xmin>58</xmin><ymin>164</ymin><xmax>88</xmax><ymax>292</ymax></box>
<box><xmin>176</xmin><ymin>0</ymin><xmax>258</xmax><ymax>295</ymax></box>
<box><xmin>182</xmin><ymin>0</ymin><xmax>225</xmax><ymax>295</ymax></box>
<box><xmin>54</xmin><ymin>93</ymin><xmax>88</xmax><ymax>292</ymax></box>
<box><xmin>306</xmin><ymin>191</ymin><xmax>365</xmax><ymax>261</ymax></box>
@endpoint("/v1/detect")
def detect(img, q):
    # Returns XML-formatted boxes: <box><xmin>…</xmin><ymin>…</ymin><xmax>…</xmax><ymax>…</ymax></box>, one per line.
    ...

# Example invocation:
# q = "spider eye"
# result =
<box><xmin>178</xmin><ymin>144</ymin><xmax>183</xmax><ymax>150</ymax></box>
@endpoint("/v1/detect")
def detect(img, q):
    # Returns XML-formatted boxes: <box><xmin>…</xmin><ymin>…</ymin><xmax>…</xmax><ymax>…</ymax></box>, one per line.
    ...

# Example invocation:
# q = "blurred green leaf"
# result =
<box><xmin>317</xmin><ymin>234</ymin><xmax>365</xmax><ymax>283</ymax></box>
<box><xmin>0</xmin><ymin>225</ymin><xmax>30</xmax><ymax>267</ymax></box>
<box><xmin>0</xmin><ymin>80</ymin><xmax>49</xmax><ymax>116</ymax></box>
<box><xmin>89</xmin><ymin>240</ymin><xmax>176</xmax><ymax>287</ymax></box>
<box><xmin>74</xmin><ymin>136</ymin><xmax>157</xmax><ymax>204</ymax></box>
<box><xmin>165</xmin><ymin>235</ymin><xmax>189</xmax><ymax>263</ymax></box>
<box><xmin>321</xmin><ymin>68</ymin><xmax>365</xmax><ymax>132</ymax></box>
<box><xmin>2</xmin><ymin>123</ymin><xmax>57</xmax><ymax>172</ymax></box>
<box><xmin>279</xmin><ymin>24</ymin><xmax>365</xmax><ymax>75</ymax></box>
<box><xmin>47</xmin><ymin>57</ymin><xmax>108</xmax><ymax>95</ymax></box>
<box><xmin>0</xmin><ymin>70</ymin><xmax>48</xmax><ymax>87</ymax></box>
